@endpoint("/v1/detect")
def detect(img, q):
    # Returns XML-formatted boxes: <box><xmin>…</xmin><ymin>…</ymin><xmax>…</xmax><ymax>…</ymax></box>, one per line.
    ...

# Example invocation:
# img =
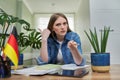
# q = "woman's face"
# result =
<box><xmin>53</xmin><ymin>16</ymin><xmax>68</xmax><ymax>37</ymax></box>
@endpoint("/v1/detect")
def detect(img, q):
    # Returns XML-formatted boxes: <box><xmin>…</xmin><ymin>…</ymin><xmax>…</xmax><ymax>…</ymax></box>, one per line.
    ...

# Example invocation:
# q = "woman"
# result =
<box><xmin>37</xmin><ymin>13</ymin><xmax>85</xmax><ymax>66</ymax></box>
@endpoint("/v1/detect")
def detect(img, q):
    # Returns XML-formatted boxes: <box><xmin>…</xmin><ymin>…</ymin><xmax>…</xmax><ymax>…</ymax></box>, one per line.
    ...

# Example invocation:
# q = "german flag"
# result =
<box><xmin>4</xmin><ymin>26</ymin><xmax>19</xmax><ymax>67</ymax></box>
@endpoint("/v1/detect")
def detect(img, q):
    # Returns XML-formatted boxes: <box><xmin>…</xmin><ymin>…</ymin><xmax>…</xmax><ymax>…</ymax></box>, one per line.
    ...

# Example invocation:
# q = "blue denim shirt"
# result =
<box><xmin>37</xmin><ymin>32</ymin><xmax>85</xmax><ymax>66</ymax></box>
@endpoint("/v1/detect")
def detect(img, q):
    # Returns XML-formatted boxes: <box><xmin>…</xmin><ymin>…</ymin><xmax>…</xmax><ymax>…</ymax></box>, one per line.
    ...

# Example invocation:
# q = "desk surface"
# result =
<box><xmin>1</xmin><ymin>64</ymin><xmax>120</xmax><ymax>80</ymax></box>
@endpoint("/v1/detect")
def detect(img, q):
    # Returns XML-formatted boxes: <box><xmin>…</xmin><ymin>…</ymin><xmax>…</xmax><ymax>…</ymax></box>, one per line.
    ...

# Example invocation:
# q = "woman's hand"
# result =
<box><xmin>38</xmin><ymin>28</ymin><xmax>51</xmax><ymax>41</ymax></box>
<box><xmin>67</xmin><ymin>40</ymin><xmax>78</xmax><ymax>50</ymax></box>
<box><xmin>68</xmin><ymin>40</ymin><xmax>82</xmax><ymax>65</ymax></box>
<box><xmin>38</xmin><ymin>28</ymin><xmax>50</xmax><ymax>62</ymax></box>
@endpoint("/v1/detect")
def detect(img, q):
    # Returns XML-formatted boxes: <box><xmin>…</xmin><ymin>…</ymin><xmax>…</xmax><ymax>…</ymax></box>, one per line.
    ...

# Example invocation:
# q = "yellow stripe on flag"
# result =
<box><xmin>4</xmin><ymin>44</ymin><xmax>18</xmax><ymax>67</ymax></box>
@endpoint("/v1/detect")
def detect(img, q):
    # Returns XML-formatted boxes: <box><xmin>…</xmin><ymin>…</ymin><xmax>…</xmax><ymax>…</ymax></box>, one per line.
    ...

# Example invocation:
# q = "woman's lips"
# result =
<box><xmin>61</xmin><ymin>31</ymin><xmax>66</xmax><ymax>33</ymax></box>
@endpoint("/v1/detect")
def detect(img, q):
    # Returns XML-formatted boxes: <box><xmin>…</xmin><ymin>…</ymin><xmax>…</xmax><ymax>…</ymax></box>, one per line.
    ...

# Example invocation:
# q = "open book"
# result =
<box><xmin>12</xmin><ymin>64</ymin><xmax>62</xmax><ymax>75</ymax></box>
<box><xmin>12</xmin><ymin>64</ymin><xmax>89</xmax><ymax>76</ymax></box>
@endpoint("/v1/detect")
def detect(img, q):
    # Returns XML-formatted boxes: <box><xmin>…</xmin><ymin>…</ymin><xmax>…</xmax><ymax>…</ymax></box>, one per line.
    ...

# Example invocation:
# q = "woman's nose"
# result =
<box><xmin>61</xmin><ymin>24</ymin><xmax>65</xmax><ymax>28</ymax></box>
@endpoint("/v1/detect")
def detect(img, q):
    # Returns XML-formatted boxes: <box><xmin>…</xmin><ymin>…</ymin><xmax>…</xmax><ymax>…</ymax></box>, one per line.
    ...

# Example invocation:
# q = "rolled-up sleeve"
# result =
<box><xmin>36</xmin><ymin>56</ymin><xmax>48</xmax><ymax>65</ymax></box>
<box><xmin>78</xmin><ymin>57</ymin><xmax>86</xmax><ymax>66</ymax></box>
<box><xmin>74</xmin><ymin>57</ymin><xmax>86</xmax><ymax>66</ymax></box>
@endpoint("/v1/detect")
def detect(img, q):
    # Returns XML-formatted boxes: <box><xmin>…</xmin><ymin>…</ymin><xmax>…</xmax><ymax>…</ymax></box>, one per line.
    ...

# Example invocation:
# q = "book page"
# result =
<box><xmin>35</xmin><ymin>64</ymin><xmax>62</xmax><ymax>70</ymax></box>
<box><xmin>12</xmin><ymin>64</ymin><xmax>62</xmax><ymax>75</ymax></box>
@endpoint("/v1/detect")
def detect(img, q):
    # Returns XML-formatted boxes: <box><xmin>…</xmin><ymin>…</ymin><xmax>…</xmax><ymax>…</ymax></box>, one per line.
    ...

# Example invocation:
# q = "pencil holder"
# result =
<box><xmin>0</xmin><ymin>56</ymin><xmax>11</xmax><ymax>78</ymax></box>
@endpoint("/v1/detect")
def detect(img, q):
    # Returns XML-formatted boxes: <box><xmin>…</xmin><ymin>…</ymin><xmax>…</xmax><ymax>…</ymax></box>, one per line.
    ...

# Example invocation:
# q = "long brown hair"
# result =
<box><xmin>47</xmin><ymin>13</ymin><xmax>71</xmax><ymax>38</ymax></box>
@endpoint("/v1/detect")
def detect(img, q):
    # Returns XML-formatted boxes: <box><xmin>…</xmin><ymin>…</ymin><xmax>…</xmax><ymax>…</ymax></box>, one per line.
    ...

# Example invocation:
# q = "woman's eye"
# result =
<box><xmin>63</xmin><ymin>22</ymin><xmax>67</xmax><ymax>25</ymax></box>
<box><xmin>55</xmin><ymin>22</ymin><xmax>67</xmax><ymax>27</ymax></box>
<box><xmin>56</xmin><ymin>23</ymin><xmax>61</xmax><ymax>27</ymax></box>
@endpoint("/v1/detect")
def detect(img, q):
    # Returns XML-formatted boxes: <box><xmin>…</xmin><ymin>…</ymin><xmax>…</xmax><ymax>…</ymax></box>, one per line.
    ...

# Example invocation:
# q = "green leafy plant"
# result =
<box><xmin>18</xmin><ymin>29</ymin><xmax>42</xmax><ymax>53</ymax></box>
<box><xmin>27</xmin><ymin>30</ymin><xmax>41</xmax><ymax>49</ymax></box>
<box><xmin>84</xmin><ymin>26</ymin><xmax>110</xmax><ymax>53</ymax></box>
<box><xmin>0</xmin><ymin>8</ymin><xmax>42</xmax><ymax>53</ymax></box>
<box><xmin>0</xmin><ymin>8</ymin><xmax>30</xmax><ymax>49</ymax></box>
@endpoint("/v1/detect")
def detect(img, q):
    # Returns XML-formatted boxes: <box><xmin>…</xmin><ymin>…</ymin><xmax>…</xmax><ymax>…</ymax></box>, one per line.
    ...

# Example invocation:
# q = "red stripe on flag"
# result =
<box><xmin>7</xmin><ymin>34</ymin><xmax>19</xmax><ymax>59</ymax></box>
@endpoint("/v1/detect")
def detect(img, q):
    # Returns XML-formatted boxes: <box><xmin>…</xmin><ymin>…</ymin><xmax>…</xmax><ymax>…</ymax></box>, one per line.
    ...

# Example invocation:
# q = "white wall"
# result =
<box><xmin>90</xmin><ymin>0</ymin><xmax>120</xmax><ymax>64</ymax></box>
<box><xmin>75</xmin><ymin>0</ymin><xmax>91</xmax><ymax>63</ymax></box>
<box><xmin>0</xmin><ymin>0</ymin><xmax>16</xmax><ymax>16</ymax></box>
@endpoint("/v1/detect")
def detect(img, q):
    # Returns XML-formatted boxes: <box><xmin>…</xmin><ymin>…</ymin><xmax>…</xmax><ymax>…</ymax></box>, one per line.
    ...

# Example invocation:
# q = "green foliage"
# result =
<box><xmin>0</xmin><ymin>8</ymin><xmax>42</xmax><ymax>53</ymax></box>
<box><xmin>84</xmin><ymin>26</ymin><xmax>110</xmax><ymax>53</ymax></box>
<box><xmin>18</xmin><ymin>29</ymin><xmax>42</xmax><ymax>53</ymax></box>
<box><xmin>28</xmin><ymin>30</ymin><xmax>41</xmax><ymax>49</ymax></box>
<box><xmin>0</xmin><ymin>8</ymin><xmax>30</xmax><ymax>48</ymax></box>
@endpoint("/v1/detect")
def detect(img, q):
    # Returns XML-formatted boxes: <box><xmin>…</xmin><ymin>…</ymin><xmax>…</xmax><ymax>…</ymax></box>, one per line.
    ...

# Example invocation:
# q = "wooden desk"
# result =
<box><xmin>1</xmin><ymin>64</ymin><xmax>120</xmax><ymax>80</ymax></box>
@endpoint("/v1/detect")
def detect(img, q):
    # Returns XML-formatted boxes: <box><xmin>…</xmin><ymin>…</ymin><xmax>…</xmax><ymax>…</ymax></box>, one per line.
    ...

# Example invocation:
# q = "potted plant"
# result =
<box><xmin>0</xmin><ymin>8</ymin><xmax>30</xmax><ymax>49</ymax></box>
<box><xmin>84</xmin><ymin>26</ymin><xmax>111</xmax><ymax>72</ymax></box>
<box><xmin>0</xmin><ymin>8</ymin><xmax>30</xmax><ymax>71</ymax></box>
<box><xmin>16</xmin><ymin>29</ymin><xmax>41</xmax><ymax>66</ymax></box>
<box><xmin>16</xmin><ymin>23</ymin><xmax>41</xmax><ymax>65</ymax></box>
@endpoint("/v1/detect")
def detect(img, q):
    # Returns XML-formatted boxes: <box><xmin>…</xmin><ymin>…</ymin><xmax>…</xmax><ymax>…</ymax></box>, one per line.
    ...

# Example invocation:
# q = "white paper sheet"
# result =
<box><xmin>61</xmin><ymin>64</ymin><xmax>90</xmax><ymax>70</ymax></box>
